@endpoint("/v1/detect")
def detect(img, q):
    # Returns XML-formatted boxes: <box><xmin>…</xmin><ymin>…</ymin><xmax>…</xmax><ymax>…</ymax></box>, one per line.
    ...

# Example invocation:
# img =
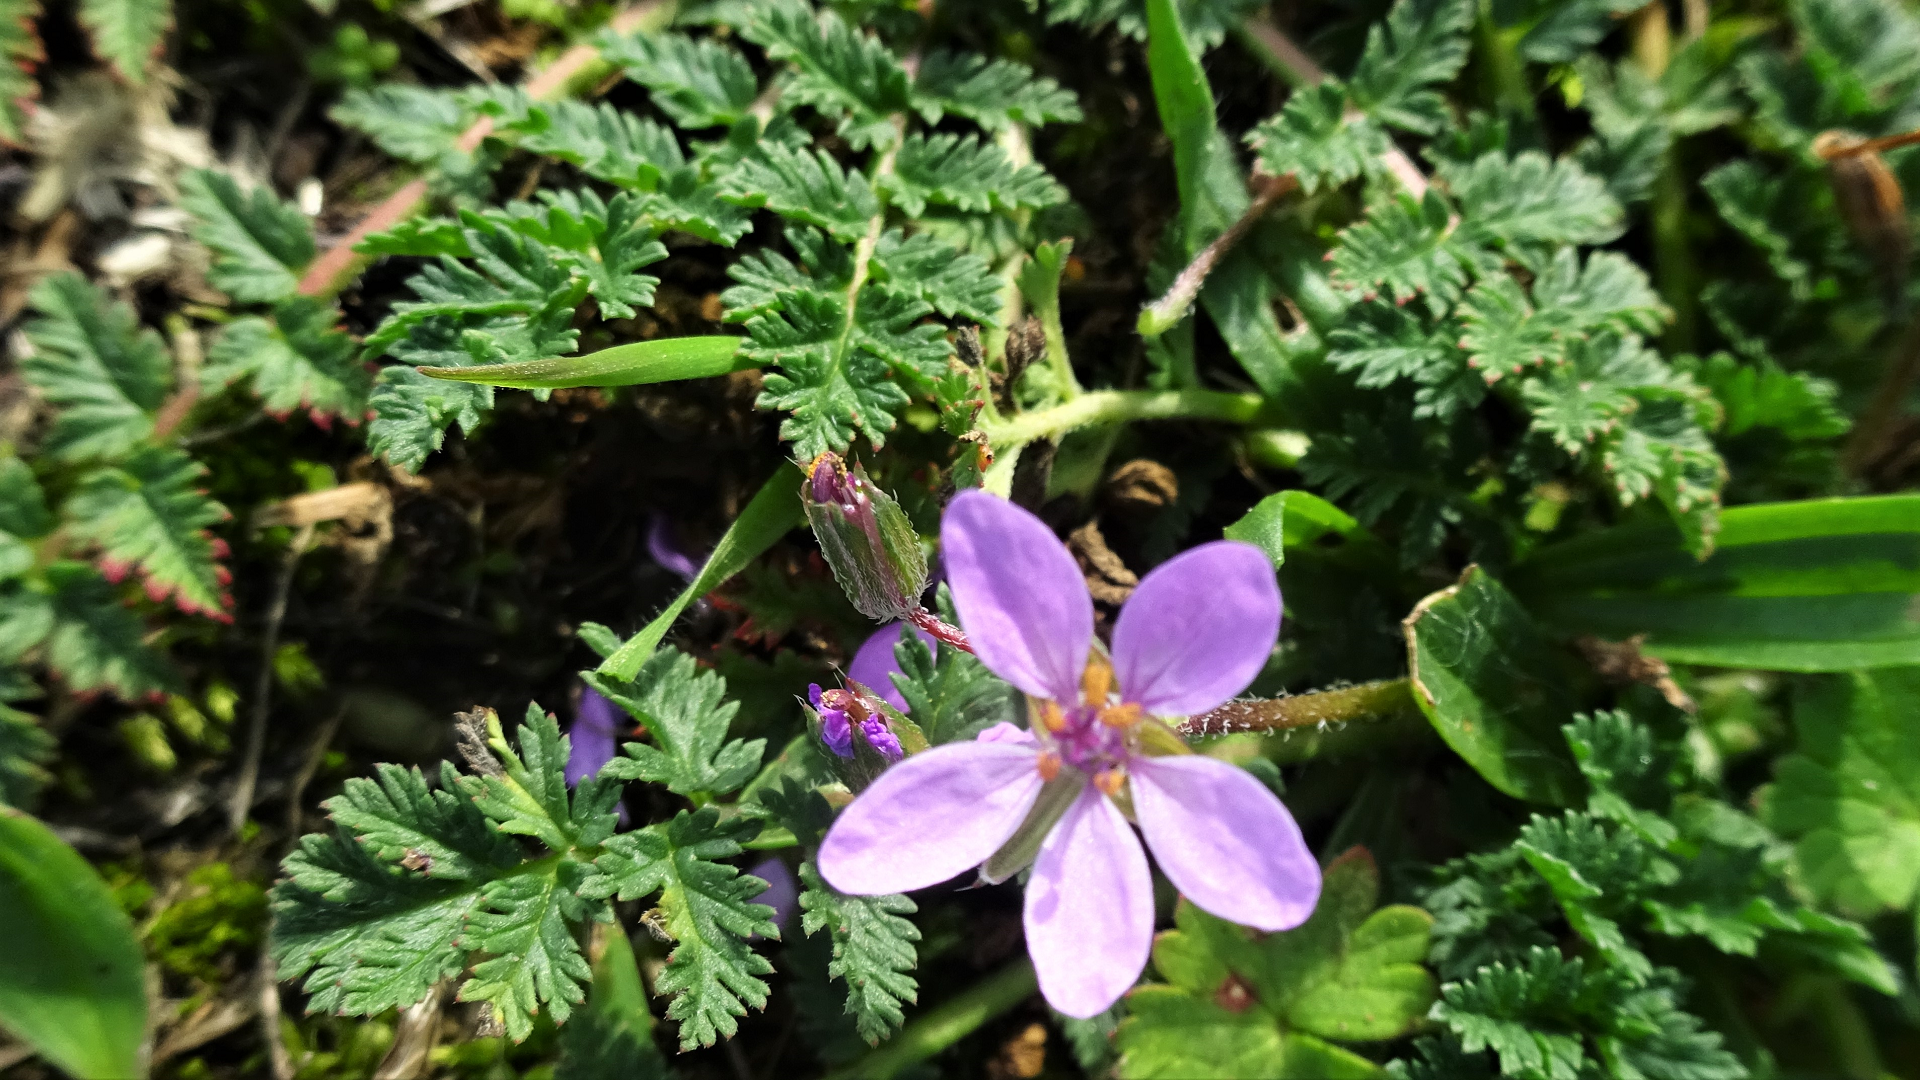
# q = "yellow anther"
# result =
<box><xmin>1037</xmin><ymin>752</ymin><xmax>1062</xmax><ymax>782</ymax></box>
<box><xmin>1040</xmin><ymin>701</ymin><xmax>1068</xmax><ymax>733</ymax></box>
<box><xmin>1098</xmin><ymin>702</ymin><xmax>1142</xmax><ymax>729</ymax></box>
<box><xmin>1081</xmin><ymin>658</ymin><xmax>1113</xmax><ymax>705</ymax></box>
<box><xmin>1094</xmin><ymin>768</ymin><xmax>1127</xmax><ymax>796</ymax></box>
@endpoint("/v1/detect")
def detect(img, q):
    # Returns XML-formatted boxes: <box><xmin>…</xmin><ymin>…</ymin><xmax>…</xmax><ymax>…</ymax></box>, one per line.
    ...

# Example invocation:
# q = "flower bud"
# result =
<box><xmin>803</xmin><ymin>452</ymin><xmax>929</xmax><ymax>622</ymax></box>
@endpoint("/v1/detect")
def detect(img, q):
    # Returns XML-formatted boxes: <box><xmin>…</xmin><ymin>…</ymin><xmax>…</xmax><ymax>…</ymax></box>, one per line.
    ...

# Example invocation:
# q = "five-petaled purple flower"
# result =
<box><xmin>818</xmin><ymin>491</ymin><xmax>1321</xmax><ymax>1018</ymax></box>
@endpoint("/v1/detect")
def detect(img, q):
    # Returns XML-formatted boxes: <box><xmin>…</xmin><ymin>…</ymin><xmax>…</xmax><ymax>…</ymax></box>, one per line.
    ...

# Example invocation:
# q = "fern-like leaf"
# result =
<box><xmin>599</xmin><ymin>29</ymin><xmax>759</xmax><ymax>129</ymax></box>
<box><xmin>180</xmin><ymin>169</ymin><xmax>315</xmax><ymax>305</ymax></box>
<box><xmin>911</xmin><ymin>49</ymin><xmax>1082</xmax><ymax>131</ymax></box>
<box><xmin>798</xmin><ymin>862</ymin><xmax>919</xmax><ymax>1044</ymax></box>
<box><xmin>77</xmin><ymin>0</ymin><xmax>169</xmax><ymax>83</ymax></box>
<box><xmin>21</xmin><ymin>272</ymin><xmax>171</xmax><ymax>464</ymax></box>
<box><xmin>63</xmin><ymin>447</ymin><xmax>230</xmax><ymax>619</ymax></box>
<box><xmin>204</xmin><ymin>298</ymin><xmax>371</xmax><ymax>425</ymax></box>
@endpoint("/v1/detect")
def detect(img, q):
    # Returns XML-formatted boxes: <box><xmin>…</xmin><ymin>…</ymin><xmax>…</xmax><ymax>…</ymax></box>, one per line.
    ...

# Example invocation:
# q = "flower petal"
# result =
<box><xmin>941</xmin><ymin>490</ymin><xmax>1092</xmax><ymax>703</ymax></box>
<box><xmin>1130</xmin><ymin>755</ymin><xmax>1319</xmax><ymax>931</ymax></box>
<box><xmin>1024</xmin><ymin>787</ymin><xmax>1154</xmax><ymax>1018</ymax></box>
<box><xmin>566</xmin><ymin>686</ymin><xmax>622</xmax><ymax>785</ymax></box>
<box><xmin>1111</xmin><ymin>541</ymin><xmax>1279</xmax><ymax>716</ymax></box>
<box><xmin>818</xmin><ymin>741</ymin><xmax>1043</xmax><ymax>894</ymax></box>
<box><xmin>847</xmin><ymin>622</ymin><xmax>935</xmax><ymax>711</ymax></box>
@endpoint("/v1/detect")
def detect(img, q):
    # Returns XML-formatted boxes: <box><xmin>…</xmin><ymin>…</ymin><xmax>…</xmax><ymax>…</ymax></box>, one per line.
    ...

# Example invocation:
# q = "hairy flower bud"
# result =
<box><xmin>803</xmin><ymin>452</ymin><xmax>929</xmax><ymax>622</ymax></box>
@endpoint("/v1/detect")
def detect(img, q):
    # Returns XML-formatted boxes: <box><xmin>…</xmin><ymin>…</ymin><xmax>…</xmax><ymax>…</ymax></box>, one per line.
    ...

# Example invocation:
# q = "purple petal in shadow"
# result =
<box><xmin>568</xmin><ymin>686</ymin><xmax>629</xmax><ymax>826</ymax></box>
<box><xmin>818</xmin><ymin>740</ymin><xmax>1044</xmax><ymax>895</ymax></box>
<box><xmin>567</xmin><ymin>686</ymin><xmax>622</xmax><ymax>785</ymax></box>
<box><xmin>1111</xmin><ymin>541</ymin><xmax>1279</xmax><ymax>717</ymax></box>
<box><xmin>647</xmin><ymin>515</ymin><xmax>702</xmax><ymax>581</ymax></box>
<box><xmin>749</xmin><ymin>856</ymin><xmax>800</xmax><ymax>937</ymax></box>
<box><xmin>1024</xmin><ymin>786</ymin><xmax>1154</xmax><ymax>1019</ymax></box>
<box><xmin>847</xmin><ymin>623</ymin><xmax>936</xmax><ymax>711</ymax></box>
<box><xmin>1130</xmin><ymin>754</ymin><xmax>1319</xmax><ymax>931</ymax></box>
<box><xmin>940</xmin><ymin>491</ymin><xmax>1092</xmax><ymax>704</ymax></box>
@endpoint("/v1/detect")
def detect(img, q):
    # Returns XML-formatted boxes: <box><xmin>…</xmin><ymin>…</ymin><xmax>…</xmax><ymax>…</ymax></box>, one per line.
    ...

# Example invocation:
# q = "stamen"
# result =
<box><xmin>1040</xmin><ymin>701</ymin><xmax>1067</xmax><ymax>733</ymax></box>
<box><xmin>1081</xmin><ymin>659</ymin><xmax>1113</xmax><ymax>705</ymax></box>
<box><xmin>1093</xmin><ymin>768</ymin><xmax>1127</xmax><ymax>796</ymax></box>
<box><xmin>1037</xmin><ymin>752</ymin><xmax>1062</xmax><ymax>781</ymax></box>
<box><xmin>1098</xmin><ymin>702</ymin><xmax>1142</xmax><ymax>729</ymax></box>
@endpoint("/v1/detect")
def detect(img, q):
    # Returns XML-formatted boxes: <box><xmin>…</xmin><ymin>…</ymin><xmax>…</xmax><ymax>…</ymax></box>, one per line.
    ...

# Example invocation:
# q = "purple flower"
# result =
<box><xmin>847</xmin><ymin>622</ymin><xmax>936</xmax><ymax>712</ymax></box>
<box><xmin>817</xmin><ymin>491</ymin><xmax>1319</xmax><ymax>1018</ymax></box>
<box><xmin>808</xmin><ymin>683</ymin><xmax>903</xmax><ymax>761</ymax></box>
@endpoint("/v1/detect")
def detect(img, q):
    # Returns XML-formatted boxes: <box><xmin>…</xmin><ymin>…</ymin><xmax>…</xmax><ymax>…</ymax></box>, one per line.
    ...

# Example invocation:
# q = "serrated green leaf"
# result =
<box><xmin>0</xmin><ymin>0</ymin><xmax>40</xmax><ymax>144</ymax></box>
<box><xmin>721</xmin><ymin>143</ymin><xmax>881</xmax><ymax>241</ymax></box>
<box><xmin>0</xmin><ymin>456</ymin><xmax>54</xmax><ymax>583</ymax></box>
<box><xmin>1444</xmin><ymin>150</ymin><xmax>1624</xmax><ymax>251</ymax></box>
<box><xmin>797</xmin><ymin>861</ymin><xmax>918</xmax><ymax>1044</ymax></box>
<box><xmin>77</xmin><ymin>0</ymin><xmax>169</xmax><ymax>83</ymax></box>
<box><xmin>911</xmin><ymin>49</ymin><xmax>1081</xmax><ymax>131</ymax></box>
<box><xmin>587</xmin><ymin>649</ymin><xmax>763</xmax><ymax>797</ymax></box>
<box><xmin>1349</xmin><ymin>0</ymin><xmax>1473</xmax><ymax>134</ymax></box>
<box><xmin>580</xmin><ymin>808</ymin><xmax>776</xmax><ymax>1049</ymax></box>
<box><xmin>0</xmin><ymin>694</ymin><xmax>52</xmax><ymax>809</ymax></box>
<box><xmin>203</xmin><ymin>298</ymin><xmax>371</xmax><ymax>423</ymax></box>
<box><xmin>746</xmin><ymin>5</ymin><xmax>909</xmax><ymax>150</ymax></box>
<box><xmin>490</xmin><ymin>96</ymin><xmax>686</xmax><ymax>191</ymax></box>
<box><xmin>868</xmin><ymin>229</ymin><xmax>1002</xmax><ymax>325</ymax></box>
<box><xmin>1248</xmin><ymin>82</ymin><xmax>1389</xmax><ymax>195</ymax></box>
<box><xmin>1431</xmin><ymin>947</ymin><xmax>1594</xmax><ymax>1080</ymax></box>
<box><xmin>271</xmin><ymin>827</ymin><xmax>481</xmax><ymax>1016</ymax></box>
<box><xmin>366</xmin><ymin>365</ymin><xmax>494</xmax><ymax>474</ymax></box>
<box><xmin>458</xmin><ymin>862</ymin><xmax>598</xmax><ymax>1042</ymax></box>
<box><xmin>745</xmin><ymin>287</ymin><xmax>911</xmax><ymax>459</ymax></box>
<box><xmin>39</xmin><ymin>561</ymin><xmax>176</xmax><ymax>697</ymax></box>
<box><xmin>471</xmin><ymin>705</ymin><xmax>622</xmax><ymax>852</ymax></box>
<box><xmin>887</xmin><ymin>627</ymin><xmax>1018</xmax><ymax>745</ymax></box>
<box><xmin>600</xmin><ymin>29</ymin><xmax>758</xmax><ymax>128</ymax></box>
<box><xmin>1330</xmin><ymin>191</ymin><xmax>1472</xmax><ymax>306</ymax></box>
<box><xmin>63</xmin><ymin>446</ymin><xmax>230</xmax><ymax>618</ymax></box>
<box><xmin>882</xmin><ymin>132</ymin><xmax>1067</xmax><ymax>217</ymax></box>
<box><xmin>180</xmin><ymin>169</ymin><xmax>314</xmax><ymax>304</ymax></box>
<box><xmin>1688</xmin><ymin>353</ymin><xmax>1846</xmax><ymax>441</ymax></box>
<box><xmin>1403</xmin><ymin>566</ymin><xmax>1584</xmax><ymax>805</ymax></box>
<box><xmin>323</xmin><ymin>761</ymin><xmax>522</xmax><ymax>882</ymax></box>
<box><xmin>21</xmin><ymin>272</ymin><xmax>171</xmax><ymax>464</ymax></box>
<box><xmin>331</xmin><ymin>84</ymin><xmax>470</xmax><ymax>165</ymax></box>
<box><xmin>363</xmin><ymin>209</ymin><xmax>585</xmax><ymax>359</ymax></box>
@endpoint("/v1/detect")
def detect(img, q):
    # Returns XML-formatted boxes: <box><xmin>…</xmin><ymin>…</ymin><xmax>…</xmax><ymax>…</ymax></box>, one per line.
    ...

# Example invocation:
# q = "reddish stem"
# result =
<box><xmin>909</xmin><ymin>608</ymin><xmax>973</xmax><ymax>654</ymax></box>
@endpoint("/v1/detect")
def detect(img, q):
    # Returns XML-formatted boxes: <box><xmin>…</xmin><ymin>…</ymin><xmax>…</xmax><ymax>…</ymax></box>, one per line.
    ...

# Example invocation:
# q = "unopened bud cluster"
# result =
<box><xmin>802</xmin><ymin>452</ymin><xmax>929</xmax><ymax>623</ymax></box>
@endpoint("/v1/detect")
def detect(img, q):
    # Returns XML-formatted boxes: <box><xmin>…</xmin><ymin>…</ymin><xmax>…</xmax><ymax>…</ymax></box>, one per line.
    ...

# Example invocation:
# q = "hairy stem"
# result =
<box><xmin>1178</xmin><ymin>678</ymin><xmax>1416</xmax><ymax>738</ymax></box>
<box><xmin>1139</xmin><ymin>173</ymin><xmax>1299</xmax><ymax>338</ymax></box>
<box><xmin>979</xmin><ymin>388</ymin><xmax>1276</xmax><ymax>448</ymax></box>
<box><xmin>296</xmin><ymin>0</ymin><xmax>676</xmax><ymax>299</ymax></box>
<box><xmin>828</xmin><ymin>958</ymin><xmax>1038</xmax><ymax>1080</ymax></box>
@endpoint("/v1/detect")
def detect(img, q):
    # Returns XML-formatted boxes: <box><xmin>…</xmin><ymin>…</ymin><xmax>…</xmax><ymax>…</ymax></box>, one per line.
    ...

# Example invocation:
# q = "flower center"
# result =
<box><xmin>1033</xmin><ymin>655</ymin><xmax>1141</xmax><ymax>783</ymax></box>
